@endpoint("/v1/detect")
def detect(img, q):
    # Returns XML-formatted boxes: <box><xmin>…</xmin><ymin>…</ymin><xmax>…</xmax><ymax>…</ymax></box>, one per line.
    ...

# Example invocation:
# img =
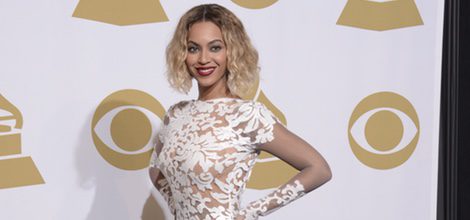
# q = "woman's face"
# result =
<box><xmin>185</xmin><ymin>21</ymin><xmax>228</xmax><ymax>90</ymax></box>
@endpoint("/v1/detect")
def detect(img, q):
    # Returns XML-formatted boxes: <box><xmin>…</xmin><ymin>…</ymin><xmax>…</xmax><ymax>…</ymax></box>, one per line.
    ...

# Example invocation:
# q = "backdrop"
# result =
<box><xmin>0</xmin><ymin>0</ymin><xmax>444</xmax><ymax>219</ymax></box>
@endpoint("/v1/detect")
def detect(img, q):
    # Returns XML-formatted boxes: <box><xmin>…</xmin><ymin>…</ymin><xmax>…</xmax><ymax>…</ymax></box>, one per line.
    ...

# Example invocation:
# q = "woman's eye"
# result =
<box><xmin>210</xmin><ymin>46</ymin><xmax>222</xmax><ymax>52</ymax></box>
<box><xmin>188</xmin><ymin>46</ymin><xmax>199</xmax><ymax>53</ymax></box>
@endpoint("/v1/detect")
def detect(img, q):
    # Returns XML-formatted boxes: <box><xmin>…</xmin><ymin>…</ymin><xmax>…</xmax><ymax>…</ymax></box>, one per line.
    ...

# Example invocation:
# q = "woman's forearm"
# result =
<box><xmin>239</xmin><ymin>164</ymin><xmax>331</xmax><ymax>219</ymax></box>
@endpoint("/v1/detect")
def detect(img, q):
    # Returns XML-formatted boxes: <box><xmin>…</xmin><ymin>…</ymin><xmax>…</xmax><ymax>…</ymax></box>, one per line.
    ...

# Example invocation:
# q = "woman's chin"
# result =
<box><xmin>196</xmin><ymin>81</ymin><xmax>214</xmax><ymax>88</ymax></box>
<box><xmin>195</xmin><ymin>78</ymin><xmax>220</xmax><ymax>88</ymax></box>
<box><xmin>194</xmin><ymin>73</ymin><xmax>227</xmax><ymax>90</ymax></box>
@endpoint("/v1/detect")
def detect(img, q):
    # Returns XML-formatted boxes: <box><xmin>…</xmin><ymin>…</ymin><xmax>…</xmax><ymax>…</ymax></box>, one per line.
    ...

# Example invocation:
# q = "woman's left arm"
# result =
<box><xmin>238</xmin><ymin>122</ymin><xmax>332</xmax><ymax>220</ymax></box>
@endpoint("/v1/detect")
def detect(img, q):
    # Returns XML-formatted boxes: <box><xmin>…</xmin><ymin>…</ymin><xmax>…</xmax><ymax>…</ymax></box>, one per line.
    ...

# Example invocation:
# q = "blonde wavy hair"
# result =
<box><xmin>166</xmin><ymin>4</ymin><xmax>259</xmax><ymax>97</ymax></box>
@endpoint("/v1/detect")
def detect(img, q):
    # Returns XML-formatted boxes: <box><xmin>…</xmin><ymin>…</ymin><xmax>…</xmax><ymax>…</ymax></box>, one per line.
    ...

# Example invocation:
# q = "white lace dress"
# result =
<box><xmin>150</xmin><ymin>98</ymin><xmax>306</xmax><ymax>220</ymax></box>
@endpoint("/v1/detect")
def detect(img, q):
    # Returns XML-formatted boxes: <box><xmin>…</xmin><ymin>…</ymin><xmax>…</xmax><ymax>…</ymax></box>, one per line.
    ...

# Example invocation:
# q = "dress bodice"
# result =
<box><xmin>152</xmin><ymin>98</ymin><xmax>278</xmax><ymax>220</ymax></box>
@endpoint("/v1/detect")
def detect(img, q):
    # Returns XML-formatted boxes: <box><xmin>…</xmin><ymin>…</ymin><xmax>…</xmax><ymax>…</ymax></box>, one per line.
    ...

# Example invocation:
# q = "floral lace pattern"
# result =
<box><xmin>239</xmin><ymin>180</ymin><xmax>305</xmax><ymax>220</ymax></box>
<box><xmin>150</xmin><ymin>98</ymin><xmax>306</xmax><ymax>219</ymax></box>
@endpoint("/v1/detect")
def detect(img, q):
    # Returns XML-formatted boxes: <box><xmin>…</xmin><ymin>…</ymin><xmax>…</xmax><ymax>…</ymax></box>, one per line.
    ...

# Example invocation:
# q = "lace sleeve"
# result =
<box><xmin>149</xmin><ymin>110</ymin><xmax>176</xmax><ymax>215</ymax></box>
<box><xmin>239</xmin><ymin>180</ymin><xmax>306</xmax><ymax>219</ymax></box>
<box><xmin>238</xmin><ymin>103</ymin><xmax>332</xmax><ymax>219</ymax></box>
<box><xmin>149</xmin><ymin>148</ymin><xmax>175</xmax><ymax>215</ymax></box>
<box><xmin>234</xmin><ymin>102</ymin><xmax>280</xmax><ymax>148</ymax></box>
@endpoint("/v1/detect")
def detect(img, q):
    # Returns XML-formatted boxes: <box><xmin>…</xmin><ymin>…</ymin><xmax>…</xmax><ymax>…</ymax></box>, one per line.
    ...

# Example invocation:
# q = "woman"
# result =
<box><xmin>149</xmin><ymin>4</ymin><xmax>331</xmax><ymax>220</ymax></box>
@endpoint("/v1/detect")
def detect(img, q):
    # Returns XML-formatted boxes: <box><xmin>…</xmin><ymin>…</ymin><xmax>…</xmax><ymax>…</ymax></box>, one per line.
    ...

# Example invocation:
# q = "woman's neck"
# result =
<box><xmin>197</xmin><ymin>78</ymin><xmax>238</xmax><ymax>101</ymax></box>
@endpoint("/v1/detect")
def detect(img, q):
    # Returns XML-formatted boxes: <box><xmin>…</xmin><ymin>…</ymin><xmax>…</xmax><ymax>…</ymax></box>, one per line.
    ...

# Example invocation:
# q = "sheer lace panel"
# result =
<box><xmin>150</xmin><ymin>98</ymin><xmax>306</xmax><ymax>220</ymax></box>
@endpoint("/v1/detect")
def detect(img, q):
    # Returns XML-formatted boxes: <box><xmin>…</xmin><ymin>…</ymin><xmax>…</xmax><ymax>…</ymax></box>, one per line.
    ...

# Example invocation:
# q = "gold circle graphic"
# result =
<box><xmin>111</xmin><ymin>109</ymin><xmax>152</xmax><ymax>152</ymax></box>
<box><xmin>348</xmin><ymin>92</ymin><xmax>420</xmax><ymax>169</ymax></box>
<box><xmin>92</xmin><ymin>89</ymin><xmax>165</xmax><ymax>170</ymax></box>
<box><xmin>365</xmin><ymin>110</ymin><xmax>404</xmax><ymax>152</ymax></box>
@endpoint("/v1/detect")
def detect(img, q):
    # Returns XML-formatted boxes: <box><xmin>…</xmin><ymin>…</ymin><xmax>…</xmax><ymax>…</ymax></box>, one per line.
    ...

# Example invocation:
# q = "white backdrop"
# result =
<box><xmin>0</xmin><ymin>0</ymin><xmax>444</xmax><ymax>219</ymax></box>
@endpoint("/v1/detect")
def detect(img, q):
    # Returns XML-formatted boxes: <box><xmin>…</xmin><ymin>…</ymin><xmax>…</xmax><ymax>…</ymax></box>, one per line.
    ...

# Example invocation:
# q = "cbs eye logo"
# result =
<box><xmin>348</xmin><ymin>91</ymin><xmax>420</xmax><ymax>169</ymax></box>
<box><xmin>91</xmin><ymin>89</ymin><xmax>165</xmax><ymax>170</ymax></box>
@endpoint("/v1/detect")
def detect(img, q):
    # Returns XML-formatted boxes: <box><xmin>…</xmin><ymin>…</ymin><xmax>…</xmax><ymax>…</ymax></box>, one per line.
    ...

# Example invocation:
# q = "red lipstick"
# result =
<box><xmin>196</xmin><ymin>67</ymin><xmax>215</xmax><ymax>76</ymax></box>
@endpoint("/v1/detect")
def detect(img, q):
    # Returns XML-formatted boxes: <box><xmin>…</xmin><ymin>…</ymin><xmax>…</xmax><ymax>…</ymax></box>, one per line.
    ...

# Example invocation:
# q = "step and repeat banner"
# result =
<box><xmin>0</xmin><ymin>0</ymin><xmax>444</xmax><ymax>219</ymax></box>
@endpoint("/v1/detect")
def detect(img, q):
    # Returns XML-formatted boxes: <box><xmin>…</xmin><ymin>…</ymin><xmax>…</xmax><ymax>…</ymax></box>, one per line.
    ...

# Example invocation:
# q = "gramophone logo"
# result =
<box><xmin>337</xmin><ymin>0</ymin><xmax>423</xmax><ymax>31</ymax></box>
<box><xmin>72</xmin><ymin>0</ymin><xmax>277</xmax><ymax>26</ymax></box>
<box><xmin>0</xmin><ymin>94</ymin><xmax>44</xmax><ymax>189</ymax></box>
<box><xmin>72</xmin><ymin>0</ymin><xmax>169</xmax><ymax>26</ymax></box>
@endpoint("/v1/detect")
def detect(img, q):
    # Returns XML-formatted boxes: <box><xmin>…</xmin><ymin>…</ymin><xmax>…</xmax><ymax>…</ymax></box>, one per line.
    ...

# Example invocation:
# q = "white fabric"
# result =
<box><xmin>151</xmin><ymin>98</ymin><xmax>306</xmax><ymax>219</ymax></box>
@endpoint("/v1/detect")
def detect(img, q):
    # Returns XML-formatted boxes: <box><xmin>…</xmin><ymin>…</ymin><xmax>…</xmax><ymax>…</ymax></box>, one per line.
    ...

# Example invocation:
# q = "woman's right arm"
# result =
<box><xmin>149</xmin><ymin>138</ymin><xmax>176</xmax><ymax>215</ymax></box>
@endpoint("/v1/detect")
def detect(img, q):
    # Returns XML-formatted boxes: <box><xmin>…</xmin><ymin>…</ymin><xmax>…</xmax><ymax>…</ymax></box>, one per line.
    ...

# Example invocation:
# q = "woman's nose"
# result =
<box><xmin>198</xmin><ymin>49</ymin><xmax>210</xmax><ymax>64</ymax></box>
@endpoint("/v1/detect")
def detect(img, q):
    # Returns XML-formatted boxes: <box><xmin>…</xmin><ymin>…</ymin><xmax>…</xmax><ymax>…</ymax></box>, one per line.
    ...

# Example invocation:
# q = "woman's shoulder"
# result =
<box><xmin>163</xmin><ymin>100</ymin><xmax>192</xmax><ymax>118</ymax></box>
<box><xmin>223</xmin><ymin>99</ymin><xmax>277</xmax><ymax>121</ymax></box>
<box><xmin>237</xmin><ymin>100</ymin><xmax>280</xmax><ymax>124</ymax></box>
<box><xmin>213</xmin><ymin>98</ymin><xmax>265</xmax><ymax>110</ymax></box>
<box><xmin>167</xmin><ymin>99</ymin><xmax>193</xmax><ymax>109</ymax></box>
<box><xmin>172</xmin><ymin>100</ymin><xmax>192</xmax><ymax>108</ymax></box>
<box><xmin>236</xmin><ymin>99</ymin><xmax>271</xmax><ymax>110</ymax></box>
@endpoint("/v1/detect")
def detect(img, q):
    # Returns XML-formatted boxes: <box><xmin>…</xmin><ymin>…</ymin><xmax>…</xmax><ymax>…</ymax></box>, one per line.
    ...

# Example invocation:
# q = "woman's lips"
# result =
<box><xmin>196</xmin><ymin>67</ymin><xmax>215</xmax><ymax>76</ymax></box>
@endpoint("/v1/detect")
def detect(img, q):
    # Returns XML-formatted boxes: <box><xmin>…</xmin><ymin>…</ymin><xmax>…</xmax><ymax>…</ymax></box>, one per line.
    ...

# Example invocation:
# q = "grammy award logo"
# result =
<box><xmin>337</xmin><ymin>0</ymin><xmax>423</xmax><ymax>31</ymax></box>
<box><xmin>0</xmin><ymin>94</ymin><xmax>44</xmax><ymax>189</ymax></box>
<box><xmin>72</xmin><ymin>0</ymin><xmax>278</xmax><ymax>26</ymax></box>
<box><xmin>72</xmin><ymin>0</ymin><xmax>169</xmax><ymax>26</ymax></box>
<box><xmin>242</xmin><ymin>82</ymin><xmax>298</xmax><ymax>189</ymax></box>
